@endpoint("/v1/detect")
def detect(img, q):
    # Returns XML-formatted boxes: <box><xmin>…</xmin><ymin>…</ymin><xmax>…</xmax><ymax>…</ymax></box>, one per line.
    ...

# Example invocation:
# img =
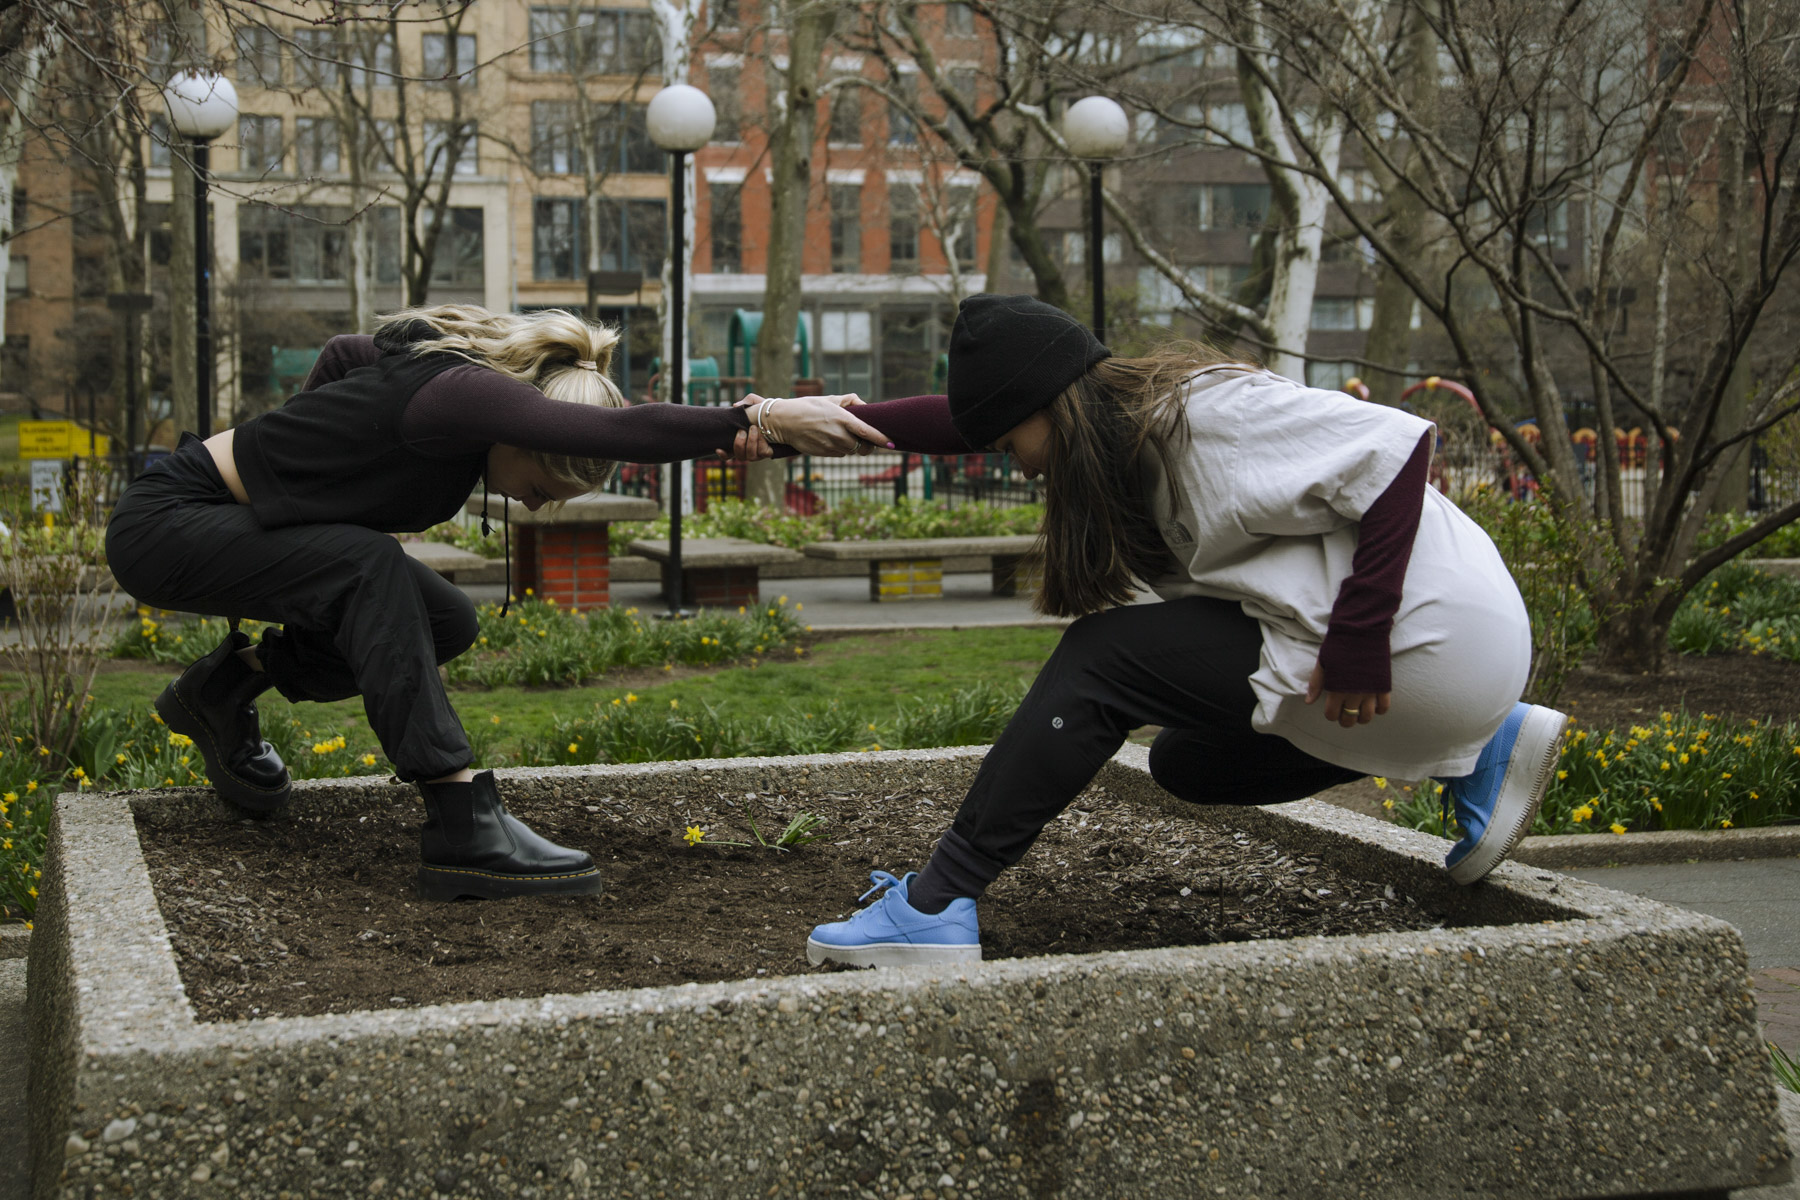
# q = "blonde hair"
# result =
<box><xmin>376</xmin><ymin>304</ymin><xmax>627</xmax><ymax>493</ymax></box>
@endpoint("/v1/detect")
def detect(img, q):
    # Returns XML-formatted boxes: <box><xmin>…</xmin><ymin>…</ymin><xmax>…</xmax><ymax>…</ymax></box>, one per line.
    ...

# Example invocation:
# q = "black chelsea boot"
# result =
<box><xmin>416</xmin><ymin>770</ymin><xmax>604</xmax><ymax>901</ymax></box>
<box><xmin>154</xmin><ymin>629</ymin><xmax>291</xmax><ymax>813</ymax></box>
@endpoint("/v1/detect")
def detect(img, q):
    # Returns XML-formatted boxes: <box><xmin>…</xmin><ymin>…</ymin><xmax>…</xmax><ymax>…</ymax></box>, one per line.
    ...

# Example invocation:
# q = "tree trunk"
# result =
<box><xmin>751</xmin><ymin>0</ymin><xmax>835</xmax><ymax>508</ymax></box>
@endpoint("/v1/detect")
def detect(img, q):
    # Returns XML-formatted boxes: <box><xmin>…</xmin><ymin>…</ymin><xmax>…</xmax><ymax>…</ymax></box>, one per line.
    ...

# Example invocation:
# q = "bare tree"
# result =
<box><xmin>1210</xmin><ymin>0</ymin><xmax>1800</xmax><ymax>671</ymax></box>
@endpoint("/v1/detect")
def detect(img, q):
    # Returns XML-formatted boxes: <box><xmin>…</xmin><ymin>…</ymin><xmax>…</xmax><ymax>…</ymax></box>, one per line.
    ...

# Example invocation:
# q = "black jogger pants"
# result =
<box><xmin>105</xmin><ymin>438</ymin><xmax>478</xmax><ymax>781</ymax></box>
<box><xmin>923</xmin><ymin>596</ymin><xmax>1365</xmax><ymax>900</ymax></box>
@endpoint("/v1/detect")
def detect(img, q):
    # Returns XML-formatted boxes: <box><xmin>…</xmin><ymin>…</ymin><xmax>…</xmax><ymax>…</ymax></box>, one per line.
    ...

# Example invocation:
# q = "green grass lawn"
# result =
<box><xmin>89</xmin><ymin>625</ymin><xmax>1063</xmax><ymax>760</ymax></box>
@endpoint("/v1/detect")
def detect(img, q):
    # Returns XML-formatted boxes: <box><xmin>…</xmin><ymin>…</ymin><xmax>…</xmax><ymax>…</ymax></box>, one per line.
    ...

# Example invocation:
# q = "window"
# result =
<box><xmin>238</xmin><ymin>115</ymin><xmax>284</xmax><ymax>176</ymax></box>
<box><xmin>7</xmin><ymin>255</ymin><xmax>26</xmax><ymax>296</ymax></box>
<box><xmin>531</xmin><ymin>197</ymin><xmax>665</xmax><ymax>280</ymax></box>
<box><xmin>947</xmin><ymin>69</ymin><xmax>977</xmax><ymax>142</ymax></box>
<box><xmin>1061</xmin><ymin>230</ymin><xmax>1120</xmax><ymax>266</ymax></box>
<box><xmin>422</xmin><ymin>32</ymin><xmax>477</xmax><ymax>86</ymax></box>
<box><xmin>71</xmin><ymin>191</ymin><xmax>103</xmax><ymax>240</ymax></box>
<box><xmin>829</xmin><ymin>185</ymin><xmax>861</xmax><ymax>272</ymax></box>
<box><xmin>429</xmin><ymin>208</ymin><xmax>485</xmax><ymax>285</ymax></box>
<box><xmin>234</xmin><ymin>25</ymin><xmax>282</xmax><ymax>87</ymax></box>
<box><xmin>2</xmin><ymin>335</ymin><xmax>27</xmax><ymax>384</ymax></box>
<box><xmin>74</xmin><ymin>254</ymin><xmax>108</xmax><ymax>299</ymax></box>
<box><xmin>370</xmin><ymin>120</ymin><xmax>399</xmax><ymax>173</ymax></box>
<box><xmin>1336</xmin><ymin>166</ymin><xmax>1377</xmax><ymax>203</ymax></box>
<box><xmin>888</xmin><ymin>182</ymin><xmax>919</xmax><ymax>271</ymax></box>
<box><xmin>819</xmin><ymin>310</ymin><xmax>872</xmax><ymax>397</ymax></box>
<box><xmin>424</xmin><ymin>121</ymin><xmax>478</xmax><ymax>175</ymax></box>
<box><xmin>887</xmin><ymin>92</ymin><xmax>919</xmax><ymax>147</ymax></box>
<box><xmin>712</xmin><ymin>0</ymin><xmax>741</xmax><ymax>29</ymax></box>
<box><xmin>528</xmin><ymin>7</ymin><xmax>660</xmax><ymax>75</ymax></box>
<box><xmin>1310</xmin><ymin>296</ymin><xmax>1373</xmax><ymax>330</ymax></box>
<box><xmin>945</xmin><ymin>2</ymin><xmax>975</xmax><ymax>35</ymax></box>
<box><xmin>238</xmin><ymin>205</ymin><xmax>350</xmax><ymax>283</ymax></box>
<box><xmin>601</xmin><ymin>105</ymin><xmax>666</xmax><ymax>173</ymax></box>
<box><xmin>144</xmin><ymin>22</ymin><xmax>177</xmax><ymax>83</ymax></box>
<box><xmin>827</xmin><ymin>83</ymin><xmax>862</xmax><ymax>145</ymax></box>
<box><xmin>148</xmin><ymin>116</ymin><xmax>172</xmax><ymax>169</ymax></box>
<box><xmin>710</xmin><ymin>67</ymin><xmax>742</xmax><ymax>142</ymax></box>
<box><xmin>294</xmin><ymin>118</ymin><xmax>340</xmax><ymax>175</ymax></box>
<box><xmin>9</xmin><ymin>187</ymin><xmax>23</xmax><ymax>232</ymax></box>
<box><xmin>147</xmin><ymin>203</ymin><xmax>171</xmax><ymax>266</ymax></box>
<box><xmin>533</xmin><ymin>198</ymin><xmax>581</xmax><ymax>279</ymax></box>
<box><xmin>1208</xmin><ymin>101</ymin><xmax>1252</xmax><ymax>145</ymax></box>
<box><xmin>292</xmin><ymin>29</ymin><xmax>340</xmax><ymax>87</ymax></box>
<box><xmin>1305</xmin><ymin>360</ymin><xmax>1359</xmax><ymax>390</ymax></box>
<box><xmin>1524</xmin><ymin>200</ymin><xmax>1569</xmax><ymax>250</ymax></box>
<box><xmin>710</xmin><ymin>184</ymin><xmax>742</xmax><ymax>273</ymax></box>
<box><xmin>534</xmin><ymin>103</ymin><xmax>657</xmax><ymax>174</ymax></box>
<box><xmin>1198</xmin><ymin>183</ymin><xmax>1269</xmax><ymax>230</ymax></box>
<box><xmin>941</xmin><ymin>185</ymin><xmax>977</xmax><ymax>269</ymax></box>
<box><xmin>532</xmin><ymin>101</ymin><xmax>583</xmax><ymax>173</ymax></box>
<box><xmin>345</xmin><ymin>32</ymin><xmax>397</xmax><ymax>89</ymax></box>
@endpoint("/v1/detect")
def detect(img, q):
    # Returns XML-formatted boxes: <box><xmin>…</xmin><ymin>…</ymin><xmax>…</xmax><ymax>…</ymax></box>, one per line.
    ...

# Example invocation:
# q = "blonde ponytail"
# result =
<box><xmin>376</xmin><ymin>304</ymin><xmax>628</xmax><ymax>493</ymax></box>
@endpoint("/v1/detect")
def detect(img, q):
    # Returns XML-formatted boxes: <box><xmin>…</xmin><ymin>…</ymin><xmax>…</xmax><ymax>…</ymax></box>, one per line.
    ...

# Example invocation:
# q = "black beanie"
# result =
<box><xmin>947</xmin><ymin>294</ymin><xmax>1111</xmax><ymax>449</ymax></box>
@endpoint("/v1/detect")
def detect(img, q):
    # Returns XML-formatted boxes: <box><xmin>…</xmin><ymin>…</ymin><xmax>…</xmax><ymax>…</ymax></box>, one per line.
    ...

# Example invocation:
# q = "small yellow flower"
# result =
<box><xmin>361</xmin><ymin>753</ymin><xmax>377</xmax><ymax>766</ymax></box>
<box><xmin>626</xmin><ymin>693</ymin><xmax>638</xmax><ymax>703</ymax></box>
<box><xmin>670</xmin><ymin>699</ymin><xmax>679</xmax><ymax>709</ymax></box>
<box><xmin>1382</xmin><ymin>797</ymin><xmax>1395</xmax><ymax>810</ymax></box>
<box><xmin>1721</xmin><ymin>819</ymin><xmax>1734</xmax><ymax>829</ymax></box>
<box><xmin>169</xmin><ymin>732</ymin><xmax>194</xmax><ymax>748</ymax></box>
<box><xmin>26</xmin><ymin>781</ymin><xmax>37</xmax><ymax>793</ymax></box>
<box><xmin>1371</xmin><ymin>776</ymin><xmax>1388</xmax><ymax>790</ymax></box>
<box><xmin>115</xmin><ymin>753</ymin><xmax>126</xmax><ymax>765</ymax></box>
<box><xmin>567</xmin><ymin>742</ymin><xmax>579</xmax><ymax>754</ymax></box>
<box><xmin>611</xmin><ymin>697</ymin><xmax>622</xmax><ymax>706</ymax></box>
<box><xmin>1571</xmin><ymin>804</ymin><xmax>1594</xmax><ymax>823</ymax></box>
<box><xmin>1609</xmin><ymin>823</ymin><xmax>1627</xmax><ymax>835</ymax></box>
<box><xmin>2</xmin><ymin>793</ymin><xmax>13</xmax><ymax>804</ymax></box>
<box><xmin>1679</xmin><ymin>753</ymin><xmax>1689</xmax><ymax>765</ymax></box>
<box><xmin>683</xmin><ymin>825</ymin><xmax>706</xmax><ymax>846</ymax></box>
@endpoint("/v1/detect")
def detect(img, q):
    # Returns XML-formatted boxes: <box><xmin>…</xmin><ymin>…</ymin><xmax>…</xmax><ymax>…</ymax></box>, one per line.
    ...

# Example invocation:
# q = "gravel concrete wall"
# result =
<box><xmin>25</xmin><ymin>747</ymin><xmax>1796</xmax><ymax>1199</ymax></box>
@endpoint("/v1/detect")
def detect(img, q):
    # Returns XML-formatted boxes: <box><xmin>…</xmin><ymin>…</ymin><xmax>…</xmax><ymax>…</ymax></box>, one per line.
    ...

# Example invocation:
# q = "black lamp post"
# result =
<box><xmin>647</xmin><ymin>83</ymin><xmax>716</xmax><ymax>620</ymax></box>
<box><xmin>163</xmin><ymin>71</ymin><xmax>239</xmax><ymax>439</ymax></box>
<box><xmin>1063</xmin><ymin>96</ymin><xmax>1130</xmax><ymax>342</ymax></box>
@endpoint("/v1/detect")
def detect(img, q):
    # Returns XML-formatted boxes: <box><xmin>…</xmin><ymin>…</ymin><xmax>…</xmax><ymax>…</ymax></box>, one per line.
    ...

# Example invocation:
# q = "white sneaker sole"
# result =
<box><xmin>806</xmin><ymin>937</ymin><xmax>983</xmax><ymax>968</ymax></box>
<box><xmin>1448</xmin><ymin>705</ymin><xmax>1567</xmax><ymax>886</ymax></box>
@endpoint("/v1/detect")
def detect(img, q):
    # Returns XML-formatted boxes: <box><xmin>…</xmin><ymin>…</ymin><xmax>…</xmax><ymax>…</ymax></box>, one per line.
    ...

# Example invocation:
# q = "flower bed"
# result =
<box><xmin>26</xmin><ymin>748</ymin><xmax>1793</xmax><ymax>1199</ymax></box>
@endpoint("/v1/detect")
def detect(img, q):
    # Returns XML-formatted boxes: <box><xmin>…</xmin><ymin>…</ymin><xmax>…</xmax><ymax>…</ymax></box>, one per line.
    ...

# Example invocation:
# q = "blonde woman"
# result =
<box><xmin>729</xmin><ymin>295</ymin><xmax>1565</xmax><ymax>967</ymax></box>
<box><xmin>105</xmin><ymin>304</ymin><xmax>887</xmax><ymax>901</ymax></box>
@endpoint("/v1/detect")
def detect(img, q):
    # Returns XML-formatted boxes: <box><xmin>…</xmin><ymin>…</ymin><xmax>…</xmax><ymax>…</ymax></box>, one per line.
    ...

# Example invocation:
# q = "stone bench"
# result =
<box><xmin>464</xmin><ymin>493</ymin><xmax>660</xmax><ymax>610</ymax></box>
<box><xmin>802</xmin><ymin>535</ymin><xmax>1042</xmax><ymax>602</ymax></box>
<box><xmin>25</xmin><ymin>747</ymin><xmax>1795</xmax><ymax>1199</ymax></box>
<box><xmin>399</xmin><ymin>540</ymin><xmax>505</xmax><ymax>585</ymax></box>
<box><xmin>628</xmin><ymin>536</ymin><xmax>804</xmax><ymax>609</ymax></box>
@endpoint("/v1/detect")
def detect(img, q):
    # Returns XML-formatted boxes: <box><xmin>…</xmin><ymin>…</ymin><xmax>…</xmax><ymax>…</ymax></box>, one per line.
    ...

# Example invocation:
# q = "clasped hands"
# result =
<box><xmin>714</xmin><ymin>393</ymin><xmax>887</xmax><ymax>461</ymax></box>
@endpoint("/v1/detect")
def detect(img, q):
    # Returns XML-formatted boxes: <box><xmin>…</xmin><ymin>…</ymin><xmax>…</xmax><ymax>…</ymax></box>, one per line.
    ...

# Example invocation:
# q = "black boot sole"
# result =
<box><xmin>416</xmin><ymin>863</ymin><xmax>605</xmax><ymax>902</ymax></box>
<box><xmin>154</xmin><ymin>683</ymin><xmax>292</xmax><ymax>815</ymax></box>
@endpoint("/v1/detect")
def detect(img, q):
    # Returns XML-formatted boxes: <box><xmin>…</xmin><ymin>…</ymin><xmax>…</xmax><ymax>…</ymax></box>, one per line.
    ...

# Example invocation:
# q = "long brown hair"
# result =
<box><xmin>1033</xmin><ymin>342</ymin><xmax>1253</xmax><ymax>617</ymax></box>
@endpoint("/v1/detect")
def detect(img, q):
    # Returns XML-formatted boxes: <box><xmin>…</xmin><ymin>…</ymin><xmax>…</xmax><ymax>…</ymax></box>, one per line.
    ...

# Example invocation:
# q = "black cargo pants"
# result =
<box><xmin>105</xmin><ymin>437</ymin><xmax>478</xmax><ymax>781</ymax></box>
<box><xmin>924</xmin><ymin>596</ymin><xmax>1365</xmax><ymax>899</ymax></box>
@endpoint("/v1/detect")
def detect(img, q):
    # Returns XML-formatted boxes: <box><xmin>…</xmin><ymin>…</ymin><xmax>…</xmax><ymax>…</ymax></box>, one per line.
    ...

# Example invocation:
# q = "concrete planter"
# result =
<box><xmin>27</xmin><ymin>747</ymin><xmax>1794</xmax><ymax>1199</ymax></box>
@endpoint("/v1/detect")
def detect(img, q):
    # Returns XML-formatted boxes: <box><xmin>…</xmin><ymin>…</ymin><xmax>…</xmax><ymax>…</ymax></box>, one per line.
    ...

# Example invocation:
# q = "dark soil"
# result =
<box><xmin>138</xmin><ymin>783</ymin><xmax>1457</xmax><ymax>1023</ymax></box>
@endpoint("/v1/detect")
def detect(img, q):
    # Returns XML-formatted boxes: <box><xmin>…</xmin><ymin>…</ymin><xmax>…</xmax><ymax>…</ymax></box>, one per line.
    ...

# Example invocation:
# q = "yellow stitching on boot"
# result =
<box><xmin>418</xmin><ymin>865</ymin><xmax>600</xmax><ymax>881</ymax></box>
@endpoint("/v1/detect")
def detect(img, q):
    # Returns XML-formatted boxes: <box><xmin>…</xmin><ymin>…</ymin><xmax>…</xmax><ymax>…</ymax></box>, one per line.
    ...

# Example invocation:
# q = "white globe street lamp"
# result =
<box><xmin>163</xmin><ymin>71</ymin><xmax>240</xmax><ymax>438</ymax></box>
<box><xmin>646</xmin><ymin>85</ymin><xmax>717</xmax><ymax>621</ymax></box>
<box><xmin>1063</xmin><ymin>96</ymin><xmax>1129</xmax><ymax>342</ymax></box>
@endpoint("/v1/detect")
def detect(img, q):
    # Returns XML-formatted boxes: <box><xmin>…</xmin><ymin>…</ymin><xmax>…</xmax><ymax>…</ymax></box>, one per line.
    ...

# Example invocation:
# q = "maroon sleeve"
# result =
<box><xmin>301</xmin><ymin>334</ymin><xmax>380</xmax><ymax>391</ymax></box>
<box><xmin>1315</xmin><ymin>431</ymin><xmax>1432</xmax><ymax>695</ymax></box>
<box><xmin>763</xmin><ymin>394</ymin><xmax>970</xmax><ymax>459</ymax></box>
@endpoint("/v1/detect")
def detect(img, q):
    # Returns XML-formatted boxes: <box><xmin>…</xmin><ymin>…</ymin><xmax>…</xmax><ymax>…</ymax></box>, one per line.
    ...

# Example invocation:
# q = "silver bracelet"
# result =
<box><xmin>759</xmin><ymin>397</ymin><xmax>783</xmax><ymax>444</ymax></box>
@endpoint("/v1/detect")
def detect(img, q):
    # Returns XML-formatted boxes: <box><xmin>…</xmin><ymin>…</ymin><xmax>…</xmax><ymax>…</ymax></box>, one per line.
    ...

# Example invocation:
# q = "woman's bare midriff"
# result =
<box><xmin>204</xmin><ymin>430</ymin><xmax>252</xmax><ymax>505</ymax></box>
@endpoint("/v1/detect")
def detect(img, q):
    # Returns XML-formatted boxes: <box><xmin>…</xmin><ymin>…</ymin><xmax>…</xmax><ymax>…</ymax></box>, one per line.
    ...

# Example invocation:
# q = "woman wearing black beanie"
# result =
<box><xmin>738</xmin><ymin>294</ymin><xmax>1564</xmax><ymax>969</ymax></box>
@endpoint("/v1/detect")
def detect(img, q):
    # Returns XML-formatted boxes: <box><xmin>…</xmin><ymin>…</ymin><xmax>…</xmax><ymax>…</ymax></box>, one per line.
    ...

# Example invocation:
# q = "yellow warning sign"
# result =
<box><xmin>18</xmin><ymin>421</ymin><xmax>110</xmax><ymax>459</ymax></box>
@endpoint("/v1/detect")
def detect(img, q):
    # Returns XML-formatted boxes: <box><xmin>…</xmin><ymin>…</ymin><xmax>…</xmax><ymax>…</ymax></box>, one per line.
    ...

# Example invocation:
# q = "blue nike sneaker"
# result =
<box><xmin>1437</xmin><ymin>702</ymin><xmax>1567</xmax><ymax>885</ymax></box>
<box><xmin>806</xmin><ymin>871</ymin><xmax>982</xmax><ymax>967</ymax></box>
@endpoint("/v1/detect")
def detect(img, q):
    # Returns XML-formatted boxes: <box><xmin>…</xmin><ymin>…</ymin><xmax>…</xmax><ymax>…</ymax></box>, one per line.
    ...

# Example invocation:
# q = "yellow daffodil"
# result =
<box><xmin>1372</xmin><ymin>777</ymin><xmax>1388</xmax><ymax>790</ymax></box>
<box><xmin>683</xmin><ymin>825</ymin><xmax>705</xmax><ymax>846</ymax></box>
<box><xmin>567</xmin><ymin>743</ymin><xmax>579</xmax><ymax>754</ymax></box>
<box><xmin>1610</xmin><ymin>823</ymin><xmax>1627</xmax><ymax>835</ymax></box>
